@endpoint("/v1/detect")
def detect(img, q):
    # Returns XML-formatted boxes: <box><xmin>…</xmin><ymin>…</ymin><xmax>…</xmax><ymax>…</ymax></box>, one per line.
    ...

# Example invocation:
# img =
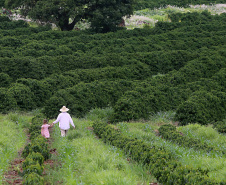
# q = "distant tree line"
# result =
<box><xmin>3</xmin><ymin>0</ymin><xmax>134</xmax><ymax>32</ymax></box>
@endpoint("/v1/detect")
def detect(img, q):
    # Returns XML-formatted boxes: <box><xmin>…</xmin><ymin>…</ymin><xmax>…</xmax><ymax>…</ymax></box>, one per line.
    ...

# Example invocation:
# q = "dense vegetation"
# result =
<box><xmin>4</xmin><ymin>0</ymin><xmax>134</xmax><ymax>32</ymax></box>
<box><xmin>134</xmin><ymin>0</ymin><xmax>226</xmax><ymax>10</ymax></box>
<box><xmin>1</xmin><ymin>111</ymin><xmax>225</xmax><ymax>184</ymax></box>
<box><xmin>0</xmin><ymin>113</ymin><xmax>28</xmax><ymax>183</ymax></box>
<box><xmin>93</xmin><ymin>121</ymin><xmax>226</xmax><ymax>184</ymax></box>
<box><xmin>0</xmin><ymin>10</ymin><xmax>226</xmax><ymax>126</ymax></box>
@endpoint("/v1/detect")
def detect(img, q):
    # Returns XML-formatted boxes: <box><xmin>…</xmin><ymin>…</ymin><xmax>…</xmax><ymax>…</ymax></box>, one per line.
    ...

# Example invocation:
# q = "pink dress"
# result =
<box><xmin>41</xmin><ymin>124</ymin><xmax>50</xmax><ymax>138</ymax></box>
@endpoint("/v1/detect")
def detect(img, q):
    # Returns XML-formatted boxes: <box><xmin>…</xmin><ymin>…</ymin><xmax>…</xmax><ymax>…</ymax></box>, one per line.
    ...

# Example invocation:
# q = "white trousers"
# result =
<box><xmin>60</xmin><ymin>129</ymin><xmax>68</xmax><ymax>137</ymax></box>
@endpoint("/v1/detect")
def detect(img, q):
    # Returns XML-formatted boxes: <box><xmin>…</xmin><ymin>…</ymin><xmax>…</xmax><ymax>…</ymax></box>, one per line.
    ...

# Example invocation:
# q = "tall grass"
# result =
<box><xmin>149</xmin><ymin>111</ymin><xmax>176</xmax><ymax>125</ymax></box>
<box><xmin>46</xmin><ymin>118</ymin><xmax>157</xmax><ymax>185</ymax></box>
<box><xmin>85</xmin><ymin>107</ymin><xmax>114</xmax><ymax>122</ymax></box>
<box><xmin>177</xmin><ymin>124</ymin><xmax>226</xmax><ymax>151</ymax></box>
<box><xmin>117</xmin><ymin>121</ymin><xmax>226</xmax><ymax>182</ymax></box>
<box><xmin>0</xmin><ymin>114</ymin><xmax>28</xmax><ymax>184</ymax></box>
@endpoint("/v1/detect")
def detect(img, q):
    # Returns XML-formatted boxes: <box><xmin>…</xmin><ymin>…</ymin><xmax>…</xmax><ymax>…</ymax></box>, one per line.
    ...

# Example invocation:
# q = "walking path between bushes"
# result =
<box><xmin>2</xmin><ymin>121</ymin><xmax>159</xmax><ymax>185</ymax></box>
<box><xmin>2</xmin><ymin>127</ymin><xmax>58</xmax><ymax>185</ymax></box>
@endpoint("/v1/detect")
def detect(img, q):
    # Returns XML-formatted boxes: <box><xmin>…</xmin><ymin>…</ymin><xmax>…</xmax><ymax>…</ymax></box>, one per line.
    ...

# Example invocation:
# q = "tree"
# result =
<box><xmin>5</xmin><ymin>0</ymin><xmax>85</xmax><ymax>31</ymax></box>
<box><xmin>5</xmin><ymin>0</ymin><xmax>134</xmax><ymax>32</ymax></box>
<box><xmin>85</xmin><ymin>0</ymin><xmax>134</xmax><ymax>32</ymax></box>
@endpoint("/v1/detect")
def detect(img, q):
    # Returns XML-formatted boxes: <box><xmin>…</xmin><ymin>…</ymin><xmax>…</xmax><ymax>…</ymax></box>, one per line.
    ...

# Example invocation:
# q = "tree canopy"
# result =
<box><xmin>5</xmin><ymin>0</ymin><xmax>134</xmax><ymax>32</ymax></box>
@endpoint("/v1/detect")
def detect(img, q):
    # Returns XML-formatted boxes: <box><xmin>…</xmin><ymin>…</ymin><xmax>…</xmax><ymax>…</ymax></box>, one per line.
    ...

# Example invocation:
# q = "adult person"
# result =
<box><xmin>51</xmin><ymin>106</ymin><xmax>75</xmax><ymax>137</ymax></box>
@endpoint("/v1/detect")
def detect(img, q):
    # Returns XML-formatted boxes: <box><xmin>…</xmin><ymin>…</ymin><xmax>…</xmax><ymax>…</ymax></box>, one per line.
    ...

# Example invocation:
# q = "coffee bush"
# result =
<box><xmin>23</xmin><ymin>172</ymin><xmax>44</xmax><ymax>185</ymax></box>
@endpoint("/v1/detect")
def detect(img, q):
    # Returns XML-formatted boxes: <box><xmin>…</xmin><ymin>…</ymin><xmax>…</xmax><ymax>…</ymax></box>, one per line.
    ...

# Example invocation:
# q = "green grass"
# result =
<box><xmin>1</xmin><ymin>110</ymin><xmax>225</xmax><ymax>184</ymax></box>
<box><xmin>85</xmin><ymin>107</ymin><xmax>114</xmax><ymax>122</ymax></box>
<box><xmin>46</xmin><ymin>118</ymin><xmax>157</xmax><ymax>185</ymax></box>
<box><xmin>115</xmin><ymin>120</ymin><xmax>226</xmax><ymax>183</ymax></box>
<box><xmin>177</xmin><ymin>124</ymin><xmax>226</xmax><ymax>151</ymax></box>
<box><xmin>0</xmin><ymin>113</ymin><xmax>29</xmax><ymax>184</ymax></box>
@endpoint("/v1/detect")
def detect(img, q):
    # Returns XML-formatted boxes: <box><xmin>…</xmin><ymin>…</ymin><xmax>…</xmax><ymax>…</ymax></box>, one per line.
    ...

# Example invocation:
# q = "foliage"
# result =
<box><xmin>86</xmin><ymin>0</ymin><xmax>134</xmax><ymax>33</ymax></box>
<box><xmin>49</xmin><ymin>118</ymin><xmax>157</xmax><ymax>184</ymax></box>
<box><xmin>0</xmin><ymin>11</ymin><xmax>225</xmax><ymax>124</ymax></box>
<box><xmin>29</xmin><ymin>113</ymin><xmax>45</xmax><ymax>133</ymax></box>
<box><xmin>7</xmin><ymin>83</ymin><xmax>35</xmax><ymax>110</ymax></box>
<box><xmin>213</xmin><ymin>120</ymin><xmax>226</xmax><ymax>133</ymax></box>
<box><xmin>5</xmin><ymin>0</ymin><xmax>134</xmax><ymax>32</ymax></box>
<box><xmin>158</xmin><ymin>124</ymin><xmax>224</xmax><ymax>154</ymax></box>
<box><xmin>0</xmin><ymin>72</ymin><xmax>12</xmax><ymax>87</ymax></box>
<box><xmin>21</xmin><ymin>137</ymin><xmax>50</xmax><ymax>160</ymax></box>
<box><xmin>19</xmin><ymin>114</ymin><xmax>51</xmax><ymax>184</ymax></box>
<box><xmin>85</xmin><ymin>107</ymin><xmax>114</xmax><ymax>122</ymax></box>
<box><xmin>0</xmin><ymin>114</ymin><xmax>27</xmax><ymax>183</ymax></box>
<box><xmin>93</xmin><ymin>121</ymin><xmax>225</xmax><ymax>184</ymax></box>
<box><xmin>174</xmin><ymin>90</ymin><xmax>226</xmax><ymax>125</ymax></box>
<box><xmin>22</xmin><ymin>153</ymin><xmax>44</xmax><ymax>169</ymax></box>
<box><xmin>23</xmin><ymin>172</ymin><xmax>44</xmax><ymax>185</ymax></box>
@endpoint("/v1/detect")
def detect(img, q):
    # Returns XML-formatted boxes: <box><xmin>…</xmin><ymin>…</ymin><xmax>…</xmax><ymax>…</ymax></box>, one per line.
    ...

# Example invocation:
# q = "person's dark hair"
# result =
<box><xmin>43</xmin><ymin>119</ymin><xmax>48</xmax><ymax>124</ymax></box>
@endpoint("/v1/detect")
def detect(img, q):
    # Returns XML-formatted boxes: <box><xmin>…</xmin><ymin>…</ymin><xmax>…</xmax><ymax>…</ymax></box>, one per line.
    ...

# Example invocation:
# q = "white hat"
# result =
<box><xmin>60</xmin><ymin>106</ymin><xmax>69</xmax><ymax>112</ymax></box>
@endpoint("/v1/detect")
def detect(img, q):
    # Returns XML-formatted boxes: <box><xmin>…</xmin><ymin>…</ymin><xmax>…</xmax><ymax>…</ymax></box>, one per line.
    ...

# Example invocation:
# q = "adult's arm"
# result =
<box><xmin>53</xmin><ymin>114</ymin><xmax>61</xmax><ymax>124</ymax></box>
<box><xmin>69</xmin><ymin>114</ymin><xmax>75</xmax><ymax>128</ymax></box>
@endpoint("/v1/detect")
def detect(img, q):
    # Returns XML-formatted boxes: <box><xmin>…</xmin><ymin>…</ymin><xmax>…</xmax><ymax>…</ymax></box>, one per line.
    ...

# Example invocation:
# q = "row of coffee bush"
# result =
<box><xmin>93</xmin><ymin>121</ymin><xmax>225</xmax><ymax>185</ymax></box>
<box><xmin>2</xmin><ymin>51</ymin><xmax>220</xmax><ymax>113</ymax></box>
<box><xmin>0</xmin><ymin>12</ymin><xmax>225</xmax><ymax>125</ymax></box>
<box><xmin>21</xmin><ymin>114</ymin><xmax>50</xmax><ymax>185</ymax></box>
<box><xmin>158</xmin><ymin>124</ymin><xmax>225</xmax><ymax>154</ymax></box>
<box><xmin>0</xmin><ymin>50</ymin><xmax>197</xmax><ymax>80</ymax></box>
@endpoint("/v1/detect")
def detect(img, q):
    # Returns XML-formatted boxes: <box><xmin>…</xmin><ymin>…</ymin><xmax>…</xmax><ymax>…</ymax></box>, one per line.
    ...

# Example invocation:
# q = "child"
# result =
<box><xmin>41</xmin><ymin>119</ymin><xmax>53</xmax><ymax>138</ymax></box>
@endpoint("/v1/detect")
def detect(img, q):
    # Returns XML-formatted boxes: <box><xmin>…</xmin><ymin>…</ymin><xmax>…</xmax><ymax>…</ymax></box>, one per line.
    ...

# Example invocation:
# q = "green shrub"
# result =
<box><xmin>174</xmin><ymin>101</ymin><xmax>207</xmax><ymax>125</ymax></box>
<box><xmin>22</xmin><ymin>163</ymin><xmax>44</xmax><ymax>176</ymax></box>
<box><xmin>92</xmin><ymin>121</ymin><xmax>224</xmax><ymax>185</ymax></box>
<box><xmin>0</xmin><ymin>73</ymin><xmax>12</xmax><ymax>87</ymax></box>
<box><xmin>16</xmin><ymin>79</ymin><xmax>51</xmax><ymax>107</ymax></box>
<box><xmin>42</xmin><ymin>96</ymin><xmax>67</xmax><ymax>119</ymax></box>
<box><xmin>213</xmin><ymin>120</ymin><xmax>226</xmax><ymax>133</ymax></box>
<box><xmin>174</xmin><ymin>91</ymin><xmax>226</xmax><ymax>125</ymax></box>
<box><xmin>23</xmin><ymin>172</ymin><xmax>44</xmax><ymax>185</ymax></box>
<box><xmin>0</xmin><ymin>36</ymin><xmax>23</xmax><ymax>47</ymax></box>
<box><xmin>0</xmin><ymin>16</ymin><xmax>11</xmax><ymax>22</ymax></box>
<box><xmin>22</xmin><ymin>139</ymin><xmax>50</xmax><ymax>160</ymax></box>
<box><xmin>7</xmin><ymin>83</ymin><xmax>35</xmax><ymax>110</ymax></box>
<box><xmin>158</xmin><ymin>124</ymin><xmax>223</xmax><ymax>154</ymax></box>
<box><xmin>29</xmin><ymin>131</ymin><xmax>41</xmax><ymax>141</ymax></box>
<box><xmin>22</xmin><ymin>158</ymin><xmax>38</xmax><ymax>170</ymax></box>
<box><xmin>31</xmin><ymin>114</ymin><xmax>45</xmax><ymax>125</ymax></box>
<box><xmin>85</xmin><ymin>107</ymin><xmax>114</xmax><ymax>122</ymax></box>
<box><xmin>29</xmin><ymin>114</ymin><xmax>45</xmax><ymax>134</ymax></box>
<box><xmin>26</xmin><ymin>152</ymin><xmax>44</xmax><ymax>166</ymax></box>
<box><xmin>112</xmin><ymin>90</ymin><xmax>156</xmax><ymax>122</ymax></box>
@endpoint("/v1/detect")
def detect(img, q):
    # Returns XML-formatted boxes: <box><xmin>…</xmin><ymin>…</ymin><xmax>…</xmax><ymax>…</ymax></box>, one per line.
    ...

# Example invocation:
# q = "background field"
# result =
<box><xmin>0</xmin><ymin>1</ymin><xmax>226</xmax><ymax>184</ymax></box>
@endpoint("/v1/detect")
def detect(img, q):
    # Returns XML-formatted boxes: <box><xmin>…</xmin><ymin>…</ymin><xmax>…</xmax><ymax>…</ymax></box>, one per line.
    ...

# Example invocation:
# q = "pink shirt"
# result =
<box><xmin>41</xmin><ymin>124</ymin><xmax>50</xmax><ymax>138</ymax></box>
<box><xmin>53</xmin><ymin>112</ymin><xmax>75</xmax><ymax>130</ymax></box>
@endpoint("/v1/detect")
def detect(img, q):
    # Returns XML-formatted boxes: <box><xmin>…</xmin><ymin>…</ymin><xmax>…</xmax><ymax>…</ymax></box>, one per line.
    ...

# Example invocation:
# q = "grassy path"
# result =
<box><xmin>2</xmin><ymin>112</ymin><xmax>225</xmax><ymax>184</ymax></box>
<box><xmin>0</xmin><ymin>113</ymin><xmax>30</xmax><ymax>184</ymax></box>
<box><xmin>46</xmin><ymin>118</ymin><xmax>158</xmax><ymax>185</ymax></box>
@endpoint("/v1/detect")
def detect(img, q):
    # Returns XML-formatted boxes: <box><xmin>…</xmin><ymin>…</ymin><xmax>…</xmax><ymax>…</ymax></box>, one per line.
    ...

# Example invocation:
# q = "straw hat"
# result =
<box><xmin>60</xmin><ymin>106</ymin><xmax>69</xmax><ymax>112</ymax></box>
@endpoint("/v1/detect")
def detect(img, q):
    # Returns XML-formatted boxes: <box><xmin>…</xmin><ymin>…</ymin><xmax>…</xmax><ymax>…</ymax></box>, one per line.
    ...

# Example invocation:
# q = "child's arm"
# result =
<box><xmin>41</xmin><ymin>126</ymin><xmax>44</xmax><ymax>135</ymax></box>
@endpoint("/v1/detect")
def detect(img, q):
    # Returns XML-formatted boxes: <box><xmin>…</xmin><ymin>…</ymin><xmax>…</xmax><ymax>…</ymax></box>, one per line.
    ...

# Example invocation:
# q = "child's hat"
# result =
<box><xmin>60</xmin><ymin>106</ymin><xmax>69</xmax><ymax>112</ymax></box>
